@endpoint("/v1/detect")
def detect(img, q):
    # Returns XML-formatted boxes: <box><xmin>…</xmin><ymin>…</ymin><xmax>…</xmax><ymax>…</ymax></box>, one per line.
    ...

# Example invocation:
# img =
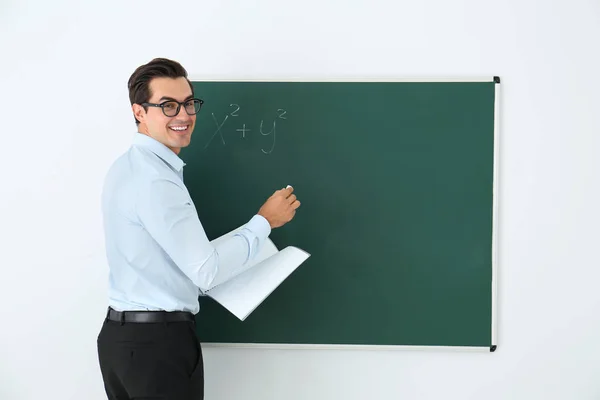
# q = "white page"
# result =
<box><xmin>208</xmin><ymin>227</ymin><xmax>279</xmax><ymax>282</ymax></box>
<box><xmin>206</xmin><ymin>246</ymin><xmax>310</xmax><ymax>320</ymax></box>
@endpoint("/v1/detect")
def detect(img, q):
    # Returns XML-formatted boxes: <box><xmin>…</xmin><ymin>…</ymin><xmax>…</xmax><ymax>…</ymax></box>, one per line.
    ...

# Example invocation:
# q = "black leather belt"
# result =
<box><xmin>106</xmin><ymin>307</ymin><xmax>195</xmax><ymax>324</ymax></box>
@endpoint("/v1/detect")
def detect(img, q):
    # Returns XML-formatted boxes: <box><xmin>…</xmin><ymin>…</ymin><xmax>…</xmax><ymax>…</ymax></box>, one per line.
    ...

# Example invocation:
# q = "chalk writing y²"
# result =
<box><xmin>204</xmin><ymin>104</ymin><xmax>288</xmax><ymax>154</ymax></box>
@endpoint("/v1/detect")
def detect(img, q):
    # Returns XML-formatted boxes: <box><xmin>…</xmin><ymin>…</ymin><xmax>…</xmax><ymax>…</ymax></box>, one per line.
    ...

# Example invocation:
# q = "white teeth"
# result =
<box><xmin>170</xmin><ymin>126</ymin><xmax>188</xmax><ymax>131</ymax></box>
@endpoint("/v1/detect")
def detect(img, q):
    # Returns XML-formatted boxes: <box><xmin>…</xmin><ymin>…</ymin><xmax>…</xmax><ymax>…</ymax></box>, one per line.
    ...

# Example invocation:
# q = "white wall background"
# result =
<box><xmin>1</xmin><ymin>0</ymin><xmax>599</xmax><ymax>399</ymax></box>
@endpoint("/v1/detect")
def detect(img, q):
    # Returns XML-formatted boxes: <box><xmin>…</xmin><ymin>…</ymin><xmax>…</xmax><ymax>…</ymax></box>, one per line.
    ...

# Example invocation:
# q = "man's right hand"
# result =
<box><xmin>258</xmin><ymin>186</ymin><xmax>301</xmax><ymax>229</ymax></box>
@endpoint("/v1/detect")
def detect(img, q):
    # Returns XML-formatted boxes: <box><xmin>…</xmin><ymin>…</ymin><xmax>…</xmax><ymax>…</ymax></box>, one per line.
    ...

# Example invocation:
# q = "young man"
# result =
<box><xmin>96</xmin><ymin>58</ymin><xmax>300</xmax><ymax>400</ymax></box>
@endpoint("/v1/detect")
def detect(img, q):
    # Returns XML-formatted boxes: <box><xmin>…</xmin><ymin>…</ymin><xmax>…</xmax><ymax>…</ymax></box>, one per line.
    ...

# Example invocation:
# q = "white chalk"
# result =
<box><xmin>286</xmin><ymin>185</ymin><xmax>292</xmax><ymax>188</ymax></box>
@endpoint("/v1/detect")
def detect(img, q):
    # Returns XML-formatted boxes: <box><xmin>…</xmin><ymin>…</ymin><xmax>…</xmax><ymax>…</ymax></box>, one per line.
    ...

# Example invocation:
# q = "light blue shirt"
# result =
<box><xmin>101</xmin><ymin>132</ymin><xmax>271</xmax><ymax>314</ymax></box>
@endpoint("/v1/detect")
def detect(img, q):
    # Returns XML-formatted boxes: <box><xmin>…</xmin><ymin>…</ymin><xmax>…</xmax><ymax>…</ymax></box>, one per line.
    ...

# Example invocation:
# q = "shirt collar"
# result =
<box><xmin>132</xmin><ymin>133</ymin><xmax>186</xmax><ymax>172</ymax></box>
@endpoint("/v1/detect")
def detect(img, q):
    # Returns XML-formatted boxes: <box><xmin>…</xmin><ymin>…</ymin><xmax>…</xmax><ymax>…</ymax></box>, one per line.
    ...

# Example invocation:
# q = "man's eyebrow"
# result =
<box><xmin>158</xmin><ymin>94</ymin><xmax>194</xmax><ymax>102</ymax></box>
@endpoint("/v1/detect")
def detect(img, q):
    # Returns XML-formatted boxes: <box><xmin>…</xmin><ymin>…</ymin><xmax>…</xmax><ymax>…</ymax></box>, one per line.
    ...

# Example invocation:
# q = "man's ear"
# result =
<box><xmin>132</xmin><ymin>104</ymin><xmax>146</xmax><ymax>124</ymax></box>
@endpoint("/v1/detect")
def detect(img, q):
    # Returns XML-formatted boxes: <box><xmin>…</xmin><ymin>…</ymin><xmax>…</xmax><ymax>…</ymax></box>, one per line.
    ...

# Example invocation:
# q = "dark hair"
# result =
<box><xmin>127</xmin><ymin>58</ymin><xmax>194</xmax><ymax>124</ymax></box>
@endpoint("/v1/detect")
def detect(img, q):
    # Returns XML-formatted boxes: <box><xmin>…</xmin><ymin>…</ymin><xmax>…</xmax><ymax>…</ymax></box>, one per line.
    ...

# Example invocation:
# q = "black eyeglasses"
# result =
<box><xmin>142</xmin><ymin>98</ymin><xmax>204</xmax><ymax>117</ymax></box>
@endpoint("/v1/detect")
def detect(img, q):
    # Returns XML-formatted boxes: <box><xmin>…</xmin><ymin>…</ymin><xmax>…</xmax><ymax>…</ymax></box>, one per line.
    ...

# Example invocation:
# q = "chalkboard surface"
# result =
<box><xmin>180</xmin><ymin>78</ymin><xmax>499</xmax><ymax>350</ymax></box>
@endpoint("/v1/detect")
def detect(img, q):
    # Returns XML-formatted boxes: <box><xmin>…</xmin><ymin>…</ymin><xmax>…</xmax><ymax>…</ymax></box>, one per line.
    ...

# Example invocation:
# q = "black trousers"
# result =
<box><xmin>97</xmin><ymin>314</ymin><xmax>204</xmax><ymax>400</ymax></box>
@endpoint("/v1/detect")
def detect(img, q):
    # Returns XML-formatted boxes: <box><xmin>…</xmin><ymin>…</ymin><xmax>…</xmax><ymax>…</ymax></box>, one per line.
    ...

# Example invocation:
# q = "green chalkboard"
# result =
<box><xmin>181</xmin><ymin>79</ymin><xmax>499</xmax><ymax>350</ymax></box>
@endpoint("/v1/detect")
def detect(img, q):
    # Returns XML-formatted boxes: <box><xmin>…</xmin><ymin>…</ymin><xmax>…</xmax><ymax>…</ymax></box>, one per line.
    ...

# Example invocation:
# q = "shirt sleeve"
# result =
<box><xmin>135</xmin><ymin>177</ymin><xmax>271</xmax><ymax>293</ymax></box>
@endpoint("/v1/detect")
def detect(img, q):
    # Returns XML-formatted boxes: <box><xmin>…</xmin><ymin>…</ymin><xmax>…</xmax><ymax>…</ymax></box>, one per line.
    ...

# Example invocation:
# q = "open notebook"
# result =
<box><xmin>202</xmin><ymin>228</ymin><xmax>310</xmax><ymax>321</ymax></box>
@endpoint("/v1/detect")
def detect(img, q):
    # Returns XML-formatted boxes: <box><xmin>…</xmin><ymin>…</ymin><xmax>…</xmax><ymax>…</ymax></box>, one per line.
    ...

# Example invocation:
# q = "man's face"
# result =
<box><xmin>134</xmin><ymin>76</ymin><xmax>196</xmax><ymax>154</ymax></box>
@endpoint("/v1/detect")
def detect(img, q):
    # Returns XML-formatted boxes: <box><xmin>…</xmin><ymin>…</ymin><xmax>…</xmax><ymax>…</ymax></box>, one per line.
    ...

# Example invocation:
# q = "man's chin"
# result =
<box><xmin>168</xmin><ymin>134</ymin><xmax>192</xmax><ymax>148</ymax></box>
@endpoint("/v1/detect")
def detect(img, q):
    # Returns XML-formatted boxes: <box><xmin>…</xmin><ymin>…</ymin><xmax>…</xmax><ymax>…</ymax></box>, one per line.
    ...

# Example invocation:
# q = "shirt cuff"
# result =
<box><xmin>246</xmin><ymin>214</ymin><xmax>271</xmax><ymax>241</ymax></box>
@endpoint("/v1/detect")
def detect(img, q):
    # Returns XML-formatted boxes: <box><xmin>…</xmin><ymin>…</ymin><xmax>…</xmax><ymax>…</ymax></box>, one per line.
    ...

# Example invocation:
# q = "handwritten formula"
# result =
<box><xmin>204</xmin><ymin>103</ymin><xmax>288</xmax><ymax>154</ymax></box>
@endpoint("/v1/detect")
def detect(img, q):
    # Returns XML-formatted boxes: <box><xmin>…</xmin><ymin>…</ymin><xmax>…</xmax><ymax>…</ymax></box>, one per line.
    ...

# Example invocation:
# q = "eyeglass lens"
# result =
<box><xmin>162</xmin><ymin>99</ymin><xmax>202</xmax><ymax>117</ymax></box>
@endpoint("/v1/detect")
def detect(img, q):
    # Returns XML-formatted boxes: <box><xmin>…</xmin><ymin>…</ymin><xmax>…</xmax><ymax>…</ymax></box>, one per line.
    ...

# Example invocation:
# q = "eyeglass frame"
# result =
<box><xmin>141</xmin><ymin>97</ymin><xmax>205</xmax><ymax>117</ymax></box>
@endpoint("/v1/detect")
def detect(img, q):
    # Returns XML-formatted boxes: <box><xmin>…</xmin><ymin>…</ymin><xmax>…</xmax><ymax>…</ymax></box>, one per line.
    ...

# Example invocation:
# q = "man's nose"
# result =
<box><xmin>176</xmin><ymin>104</ymin><xmax>189</xmax><ymax>118</ymax></box>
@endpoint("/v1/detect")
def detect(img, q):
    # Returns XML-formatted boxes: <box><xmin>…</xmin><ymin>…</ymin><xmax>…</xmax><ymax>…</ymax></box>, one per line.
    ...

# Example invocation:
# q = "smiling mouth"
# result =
<box><xmin>169</xmin><ymin>125</ymin><xmax>189</xmax><ymax>132</ymax></box>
